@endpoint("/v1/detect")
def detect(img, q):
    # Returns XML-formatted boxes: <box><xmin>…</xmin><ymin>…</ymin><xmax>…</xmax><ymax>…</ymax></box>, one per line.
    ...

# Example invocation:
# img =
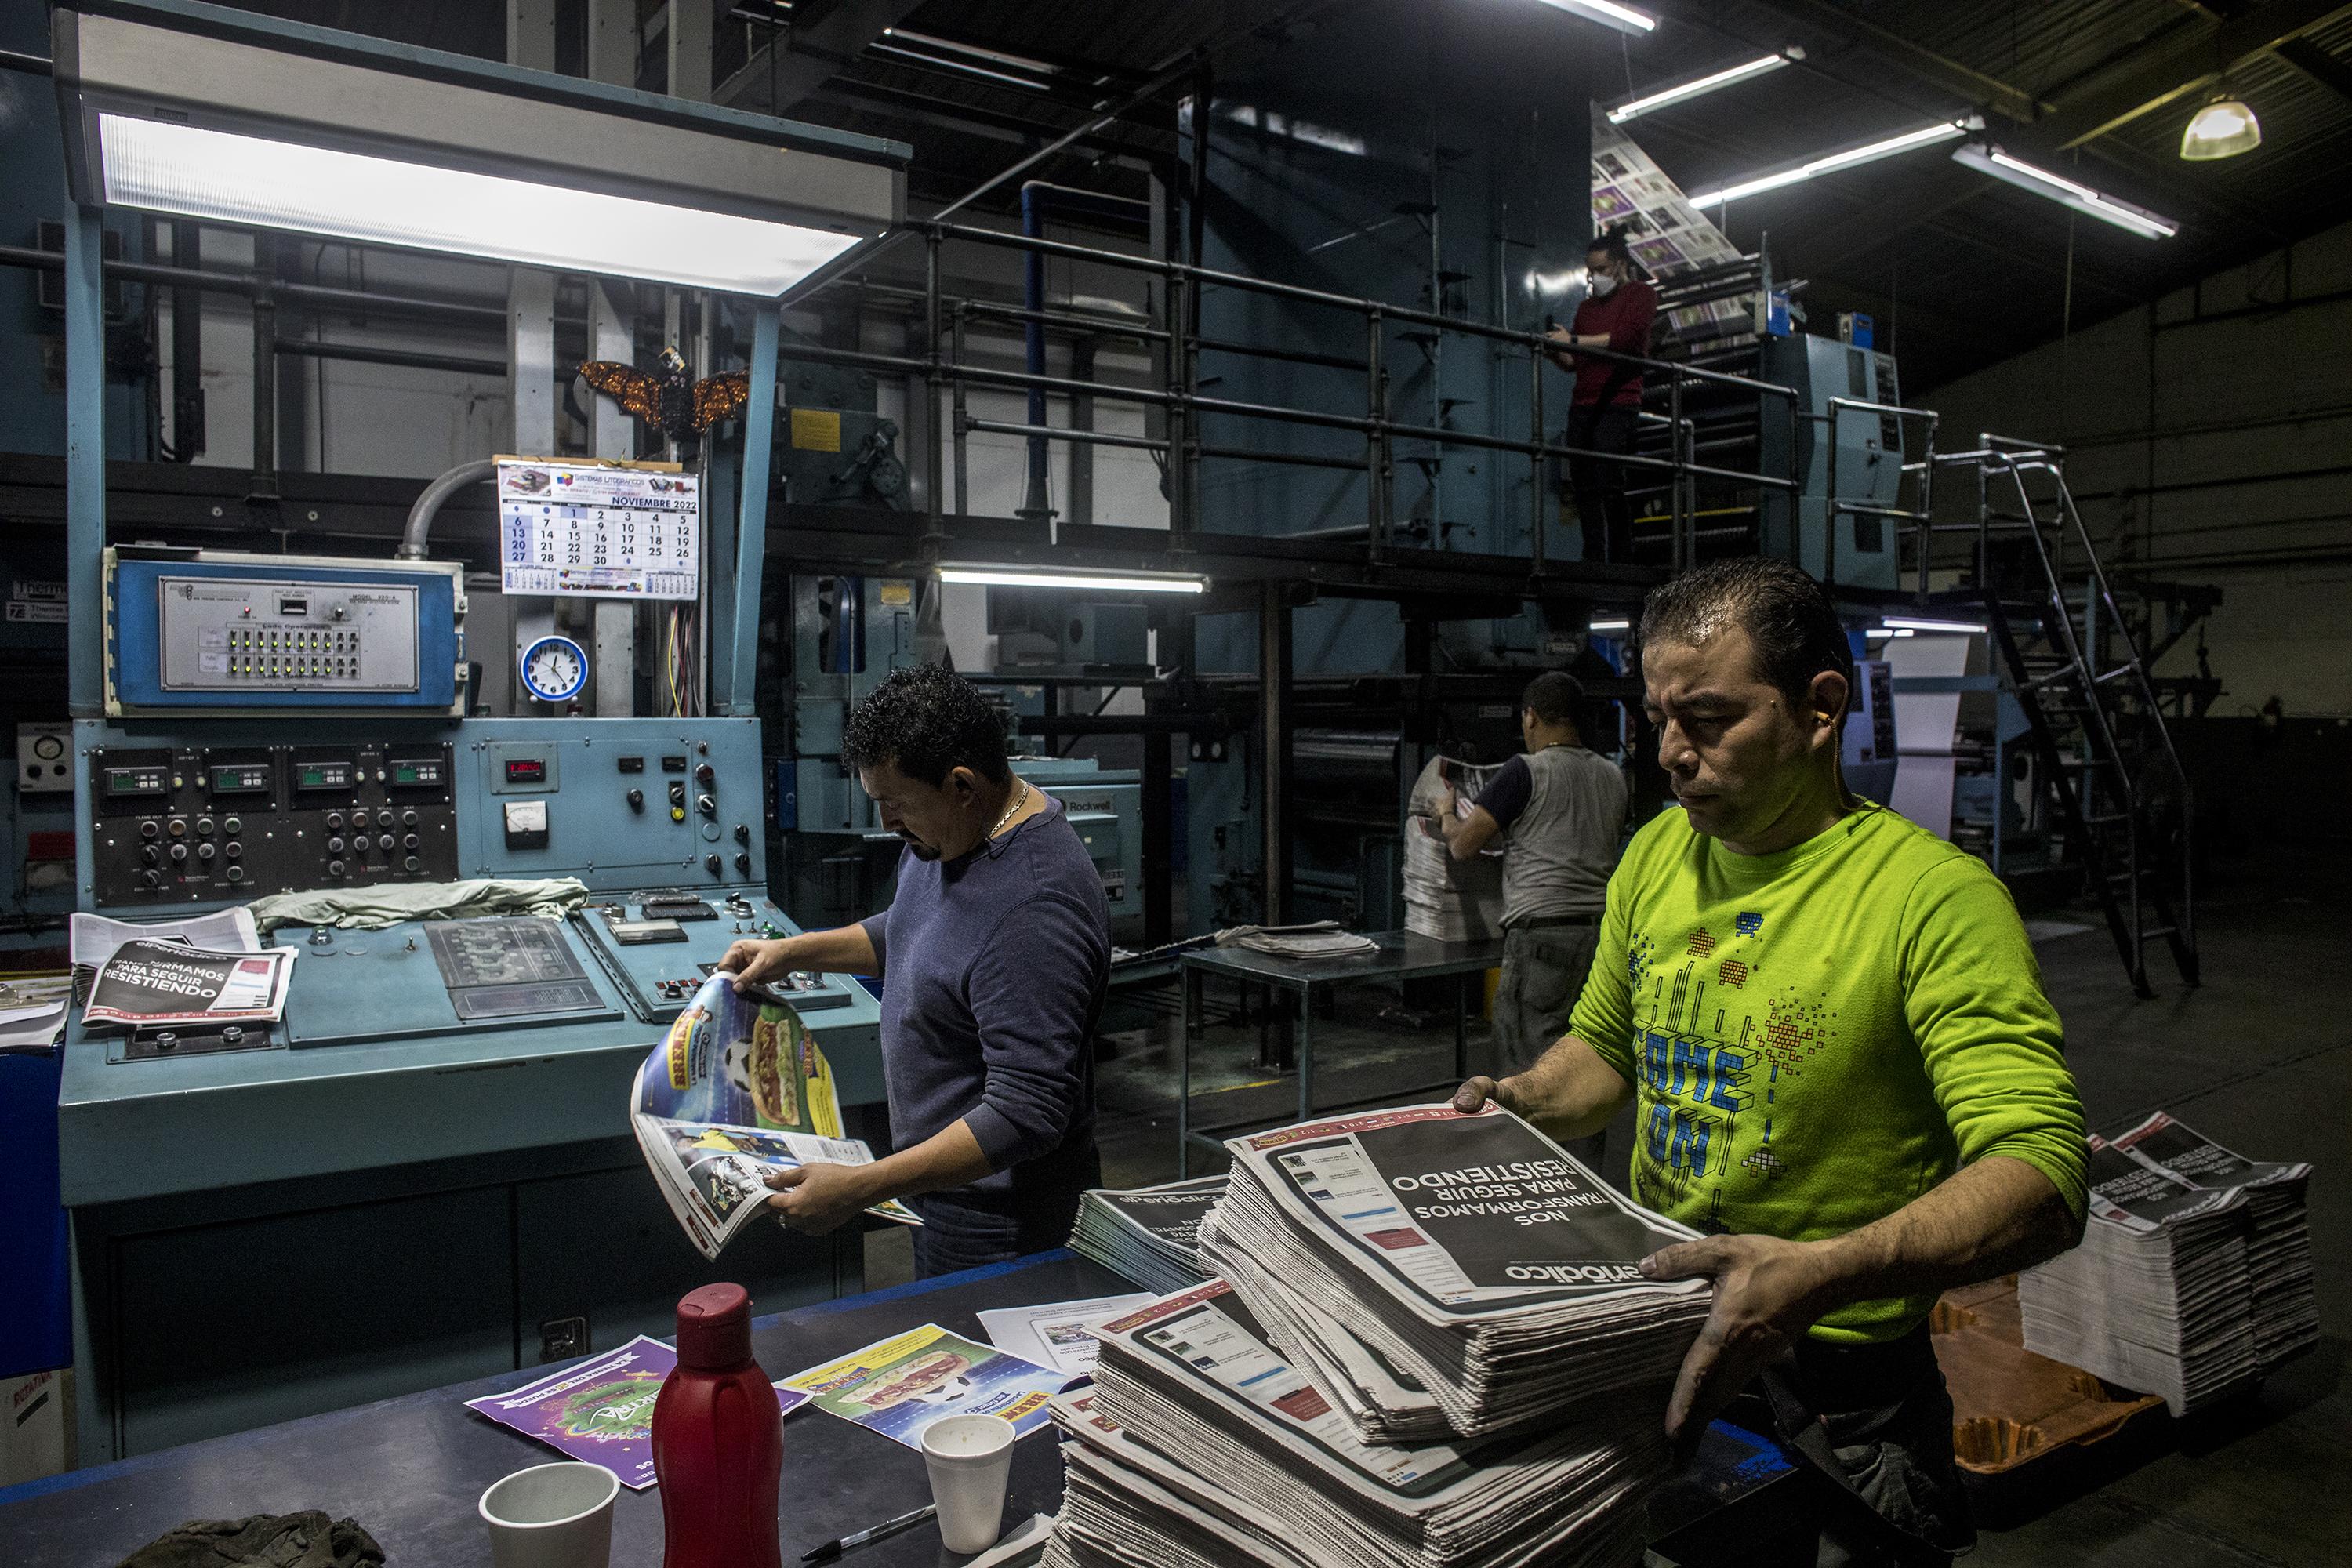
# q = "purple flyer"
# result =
<box><xmin>464</xmin><ymin>1334</ymin><xmax>809</xmax><ymax>1489</ymax></box>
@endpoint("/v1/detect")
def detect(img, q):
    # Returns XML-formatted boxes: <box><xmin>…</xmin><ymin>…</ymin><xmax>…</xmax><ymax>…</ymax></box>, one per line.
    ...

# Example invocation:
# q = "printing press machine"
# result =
<box><xmin>59</xmin><ymin>706</ymin><xmax>885</xmax><ymax>1462</ymax></box>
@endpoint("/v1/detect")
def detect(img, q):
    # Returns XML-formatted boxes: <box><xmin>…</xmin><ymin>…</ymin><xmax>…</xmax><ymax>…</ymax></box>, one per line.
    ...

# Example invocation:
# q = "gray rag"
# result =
<box><xmin>114</xmin><ymin>1512</ymin><xmax>385</xmax><ymax>1568</ymax></box>
<box><xmin>245</xmin><ymin>877</ymin><xmax>590</xmax><ymax>934</ymax></box>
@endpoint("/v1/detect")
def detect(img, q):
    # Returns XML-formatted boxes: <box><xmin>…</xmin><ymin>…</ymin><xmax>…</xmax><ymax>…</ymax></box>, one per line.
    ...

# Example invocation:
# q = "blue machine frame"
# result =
<box><xmin>45</xmin><ymin>13</ymin><xmax>913</xmax><ymax>1465</ymax></box>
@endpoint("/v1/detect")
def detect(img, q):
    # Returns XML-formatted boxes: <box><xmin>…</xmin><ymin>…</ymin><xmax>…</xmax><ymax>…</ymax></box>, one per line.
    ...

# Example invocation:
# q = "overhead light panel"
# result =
<box><xmin>1588</xmin><ymin>618</ymin><xmax>1632</xmax><ymax>633</ymax></box>
<box><xmin>938</xmin><ymin>566</ymin><xmax>1208</xmax><ymax>595</ymax></box>
<box><xmin>2180</xmin><ymin>95</ymin><xmax>2261</xmax><ymax>161</ymax></box>
<box><xmin>53</xmin><ymin>2</ymin><xmax>906</xmax><ymax>296</ymax></box>
<box><xmin>1533</xmin><ymin>0</ymin><xmax>1657</xmax><ymax>36</ymax></box>
<box><xmin>1864</xmin><ymin>628</ymin><xmax>1914</xmax><ymax>640</ymax></box>
<box><xmin>1686</xmin><ymin>118</ymin><xmax>1976</xmax><ymax>210</ymax></box>
<box><xmin>1882</xmin><ymin>616</ymin><xmax>1985</xmax><ymax>634</ymax></box>
<box><xmin>1951</xmin><ymin>143</ymin><xmax>2177</xmax><ymax>239</ymax></box>
<box><xmin>1609</xmin><ymin>50</ymin><xmax>1800</xmax><ymax>124</ymax></box>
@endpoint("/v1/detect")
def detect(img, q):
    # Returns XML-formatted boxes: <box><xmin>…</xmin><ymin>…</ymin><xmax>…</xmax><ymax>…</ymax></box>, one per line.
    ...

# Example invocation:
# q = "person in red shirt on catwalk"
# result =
<box><xmin>1545</xmin><ymin>229</ymin><xmax>1657</xmax><ymax>565</ymax></box>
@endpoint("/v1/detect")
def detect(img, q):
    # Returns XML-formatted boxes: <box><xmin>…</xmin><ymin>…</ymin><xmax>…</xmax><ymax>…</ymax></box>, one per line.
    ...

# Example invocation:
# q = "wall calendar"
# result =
<box><xmin>497</xmin><ymin>458</ymin><xmax>699</xmax><ymax>600</ymax></box>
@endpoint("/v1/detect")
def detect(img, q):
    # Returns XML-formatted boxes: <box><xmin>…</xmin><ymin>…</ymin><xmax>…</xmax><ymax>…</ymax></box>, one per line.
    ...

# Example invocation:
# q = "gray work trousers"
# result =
<box><xmin>1494</xmin><ymin>920</ymin><xmax>1606</xmax><ymax>1166</ymax></box>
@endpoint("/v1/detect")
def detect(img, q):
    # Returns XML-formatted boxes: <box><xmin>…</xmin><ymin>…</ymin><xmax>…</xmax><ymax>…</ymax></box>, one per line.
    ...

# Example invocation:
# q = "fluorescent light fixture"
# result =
<box><xmin>1882</xmin><ymin>616</ymin><xmax>1985</xmax><ymax>634</ymax></box>
<box><xmin>1686</xmin><ymin>118</ymin><xmax>1976</xmax><ymax>209</ymax></box>
<box><xmin>53</xmin><ymin>2</ymin><xmax>905</xmax><ymax>296</ymax></box>
<box><xmin>1588</xmin><ymin>618</ymin><xmax>1632</xmax><ymax>633</ymax></box>
<box><xmin>1951</xmin><ymin>143</ymin><xmax>2177</xmax><ymax>239</ymax></box>
<box><xmin>1864</xmin><ymin>627</ymin><xmax>1914</xmax><ymax>640</ymax></box>
<box><xmin>1609</xmin><ymin>51</ymin><xmax>1798</xmax><ymax>124</ymax></box>
<box><xmin>1534</xmin><ymin>0</ymin><xmax>1657</xmax><ymax>35</ymax></box>
<box><xmin>2180</xmin><ymin>96</ymin><xmax>2260</xmax><ymax>161</ymax></box>
<box><xmin>938</xmin><ymin>566</ymin><xmax>1208</xmax><ymax>595</ymax></box>
<box><xmin>98</xmin><ymin>116</ymin><xmax>861</xmax><ymax>293</ymax></box>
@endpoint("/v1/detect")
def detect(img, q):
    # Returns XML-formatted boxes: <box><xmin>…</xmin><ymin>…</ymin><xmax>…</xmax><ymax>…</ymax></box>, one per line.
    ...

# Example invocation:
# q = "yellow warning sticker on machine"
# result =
<box><xmin>879</xmin><ymin>581</ymin><xmax>913</xmax><ymax>606</ymax></box>
<box><xmin>789</xmin><ymin>408</ymin><xmax>842</xmax><ymax>452</ymax></box>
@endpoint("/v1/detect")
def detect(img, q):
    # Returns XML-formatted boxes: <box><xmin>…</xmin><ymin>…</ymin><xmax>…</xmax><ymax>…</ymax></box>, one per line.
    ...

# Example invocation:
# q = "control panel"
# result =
<box><xmin>89</xmin><ymin>741</ymin><xmax>459</xmax><ymax>906</ymax></box>
<box><xmin>107</xmin><ymin>549</ymin><xmax>465</xmax><ymax>716</ymax></box>
<box><xmin>75</xmin><ymin>717</ymin><xmax>769</xmax><ymax>912</ymax></box>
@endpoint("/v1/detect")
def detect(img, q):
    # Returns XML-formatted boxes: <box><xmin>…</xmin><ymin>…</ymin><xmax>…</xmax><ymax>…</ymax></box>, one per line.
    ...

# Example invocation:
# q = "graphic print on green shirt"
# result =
<box><xmin>1568</xmin><ymin>803</ymin><xmax>2088</xmax><ymax>1343</ymax></box>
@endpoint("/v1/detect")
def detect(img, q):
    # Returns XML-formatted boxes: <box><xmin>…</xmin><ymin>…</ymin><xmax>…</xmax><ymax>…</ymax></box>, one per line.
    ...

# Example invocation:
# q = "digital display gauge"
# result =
<box><xmin>518</xmin><ymin>634</ymin><xmax>589</xmax><ymax>703</ymax></box>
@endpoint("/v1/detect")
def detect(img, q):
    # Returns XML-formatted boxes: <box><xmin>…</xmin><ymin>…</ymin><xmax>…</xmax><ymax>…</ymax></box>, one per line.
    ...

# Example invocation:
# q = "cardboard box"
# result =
<box><xmin>2</xmin><ymin>1368</ymin><xmax>72</xmax><ymax>1486</ymax></box>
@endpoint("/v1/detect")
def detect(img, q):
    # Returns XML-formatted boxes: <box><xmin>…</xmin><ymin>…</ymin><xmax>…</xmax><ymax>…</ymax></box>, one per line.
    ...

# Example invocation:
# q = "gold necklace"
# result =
<box><xmin>987</xmin><ymin>780</ymin><xmax>1031</xmax><ymax>840</ymax></box>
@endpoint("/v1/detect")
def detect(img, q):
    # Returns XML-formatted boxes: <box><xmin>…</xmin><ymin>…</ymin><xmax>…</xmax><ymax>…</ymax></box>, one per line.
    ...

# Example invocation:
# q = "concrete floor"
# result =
<box><xmin>864</xmin><ymin>840</ymin><xmax>2350</xmax><ymax>1565</ymax></box>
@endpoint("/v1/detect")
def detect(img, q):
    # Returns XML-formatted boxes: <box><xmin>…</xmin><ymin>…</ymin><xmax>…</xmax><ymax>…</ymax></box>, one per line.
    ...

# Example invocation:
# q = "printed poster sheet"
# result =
<box><xmin>1590</xmin><ymin>108</ymin><xmax>1752</xmax><ymax>347</ymax></box>
<box><xmin>977</xmin><ymin>1293</ymin><xmax>1154</xmax><ymax>1377</ymax></box>
<box><xmin>780</xmin><ymin>1323</ymin><xmax>1068</xmax><ymax>1450</ymax></box>
<box><xmin>463</xmin><ymin>1335</ymin><xmax>808</xmax><ymax>1489</ymax></box>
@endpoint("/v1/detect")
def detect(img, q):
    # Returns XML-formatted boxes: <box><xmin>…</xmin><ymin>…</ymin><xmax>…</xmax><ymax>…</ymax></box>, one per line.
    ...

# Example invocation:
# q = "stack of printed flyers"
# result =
<box><xmin>1068</xmin><ymin>1176</ymin><xmax>1225</xmax><ymax>1296</ymax></box>
<box><xmin>2017</xmin><ymin>1133</ymin><xmax>2261</xmax><ymax>1414</ymax></box>
<box><xmin>1042</xmin><ymin>1103</ymin><xmax>1714</xmax><ymax>1568</ymax></box>
<box><xmin>2113</xmin><ymin>1112</ymin><xmax>2318</xmax><ymax>1373</ymax></box>
<box><xmin>630</xmin><ymin>974</ymin><xmax>918</xmax><ymax>1261</ymax></box>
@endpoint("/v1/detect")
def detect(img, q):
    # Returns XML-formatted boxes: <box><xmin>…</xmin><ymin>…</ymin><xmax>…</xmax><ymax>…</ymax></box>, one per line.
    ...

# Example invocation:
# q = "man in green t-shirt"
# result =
<box><xmin>1454</xmin><ymin>557</ymin><xmax>2085</xmax><ymax>1563</ymax></box>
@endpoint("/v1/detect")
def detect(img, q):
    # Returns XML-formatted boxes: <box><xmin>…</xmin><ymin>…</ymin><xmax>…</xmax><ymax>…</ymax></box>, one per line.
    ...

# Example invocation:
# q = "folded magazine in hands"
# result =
<box><xmin>630</xmin><ymin>973</ymin><xmax>916</xmax><ymax>1260</ymax></box>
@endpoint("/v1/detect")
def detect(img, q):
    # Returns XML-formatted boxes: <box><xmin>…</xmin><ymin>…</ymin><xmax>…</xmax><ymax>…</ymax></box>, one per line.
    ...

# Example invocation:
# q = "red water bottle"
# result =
<box><xmin>652</xmin><ymin>1283</ymin><xmax>783</xmax><ymax>1568</ymax></box>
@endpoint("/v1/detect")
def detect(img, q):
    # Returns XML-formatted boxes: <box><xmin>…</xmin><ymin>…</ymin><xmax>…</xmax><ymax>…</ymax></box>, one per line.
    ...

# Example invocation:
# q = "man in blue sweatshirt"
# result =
<box><xmin>718</xmin><ymin>665</ymin><xmax>1108</xmax><ymax>1276</ymax></box>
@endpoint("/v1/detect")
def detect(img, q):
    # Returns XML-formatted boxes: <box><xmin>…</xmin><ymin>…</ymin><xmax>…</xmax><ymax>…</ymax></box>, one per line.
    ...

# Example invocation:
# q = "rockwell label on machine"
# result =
<box><xmin>496</xmin><ymin>459</ymin><xmax>699</xmax><ymax>600</ymax></box>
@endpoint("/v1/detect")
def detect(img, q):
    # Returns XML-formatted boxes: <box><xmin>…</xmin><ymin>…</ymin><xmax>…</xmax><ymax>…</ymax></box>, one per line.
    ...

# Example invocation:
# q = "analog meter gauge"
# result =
<box><xmin>31</xmin><ymin>732</ymin><xmax>64</xmax><ymax>763</ymax></box>
<box><xmin>518</xmin><ymin>634</ymin><xmax>589</xmax><ymax>704</ymax></box>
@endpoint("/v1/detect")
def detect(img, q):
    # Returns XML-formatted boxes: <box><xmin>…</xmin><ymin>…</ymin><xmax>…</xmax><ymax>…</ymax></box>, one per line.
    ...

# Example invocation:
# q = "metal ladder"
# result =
<box><xmin>1968</xmin><ymin>442</ymin><xmax>2198</xmax><ymax>997</ymax></box>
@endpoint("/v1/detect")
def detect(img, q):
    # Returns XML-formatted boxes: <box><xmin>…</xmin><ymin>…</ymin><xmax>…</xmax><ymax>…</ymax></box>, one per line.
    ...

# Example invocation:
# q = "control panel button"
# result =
<box><xmin>223</xmin><ymin>841</ymin><xmax>242</xmax><ymax>860</ymax></box>
<box><xmin>140</xmin><ymin>845</ymin><xmax>160</xmax><ymax>866</ymax></box>
<box><xmin>734</xmin><ymin>851</ymin><xmax>750</xmax><ymax>873</ymax></box>
<box><xmin>402</xmin><ymin>833</ymin><xmax>420</xmax><ymax>851</ymax></box>
<box><xmin>326</xmin><ymin>811</ymin><xmax>345</xmax><ymax>831</ymax></box>
<box><xmin>403</xmin><ymin>855</ymin><xmax>421</xmax><ymax>873</ymax></box>
<box><xmin>378</xmin><ymin>833</ymin><xmax>397</xmax><ymax>853</ymax></box>
<box><xmin>139</xmin><ymin>820</ymin><xmax>161</xmax><ymax>840</ymax></box>
<box><xmin>225</xmin><ymin>866</ymin><xmax>246</xmax><ymax>884</ymax></box>
<box><xmin>223</xmin><ymin>816</ymin><xmax>241</xmax><ymax>835</ymax></box>
<box><xmin>401</xmin><ymin>809</ymin><xmax>419</xmax><ymax>827</ymax></box>
<box><xmin>166</xmin><ymin>819</ymin><xmax>187</xmax><ymax>839</ymax></box>
<box><xmin>195</xmin><ymin>842</ymin><xmax>216</xmax><ymax>863</ymax></box>
<box><xmin>705</xmin><ymin>854</ymin><xmax>723</xmax><ymax>875</ymax></box>
<box><xmin>167</xmin><ymin>843</ymin><xmax>188</xmax><ymax>864</ymax></box>
<box><xmin>328</xmin><ymin>859</ymin><xmax>347</xmax><ymax>878</ymax></box>
<box><xmin>326</xmin><ymin>836</ymin><xmax>345</xmax><ymax>855</ymax></box>
<box><xmin>138</xmin><ymin>869</ymin><xmax>162</xmax><ymax>891</ymax></box>
<box><xmin>694</xmin><ymin>763</ymin><xmax>715</xmax><ymax>786</ymax></box>
<box><xmin>626</xmin><ymin>788</ymin><xmax>644</xmax><ymax>811</ymax></box>
<box><xmin>195</xmin><ymin>817</ymin><xmax>215</xmax><ymax>836</ymax></box>
<box><xmin>734</xmin><ymin>823</ymin><xmax>750</xmax><ymax>844</ymax></box>
<box><xmin>696</xmin><ymin>793</ymin><xmax>717</xmax><ymax>818</ymax></box>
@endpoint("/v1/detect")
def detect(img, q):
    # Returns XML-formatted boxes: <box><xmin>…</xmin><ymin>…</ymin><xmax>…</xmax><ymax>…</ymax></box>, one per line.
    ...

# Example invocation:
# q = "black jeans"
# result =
<box><xmin>1759</xmin><ymin>1324</ymin><xmax>1975</xmax><ymax>1566</ymax></box>
<box><xmin>1494</xmin><ymin>920</ymin><xmax>1604</xmax><ymax>1167</ymax></box>
<box><xmin>906</xmin><ymin>1142</ymin><xmax>1101</xmax><ymax>1279</ymax></box>
<box><xmin>1566</xmin><ymin>402</ymin><xmax>1640</xmax><ymax>564</ymax></box>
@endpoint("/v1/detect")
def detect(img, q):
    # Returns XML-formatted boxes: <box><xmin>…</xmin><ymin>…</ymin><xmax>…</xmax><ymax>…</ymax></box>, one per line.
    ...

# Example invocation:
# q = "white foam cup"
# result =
<box><xmin>920</xmin><ymin>1413</ymin><xmax>1018</xmax><ymax>1554</ymax></box>
<box><xmin>477</xmin><ymin>1460</ymin><xmax>619</xmax><ymax>1568</ymax></box>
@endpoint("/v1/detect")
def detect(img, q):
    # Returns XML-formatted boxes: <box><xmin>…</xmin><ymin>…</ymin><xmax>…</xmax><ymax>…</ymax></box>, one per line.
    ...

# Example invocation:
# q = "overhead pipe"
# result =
<box><xmin>395</xmin><ymin>457</ymin><xmax>499</xmax><ymax>561</ymax></box>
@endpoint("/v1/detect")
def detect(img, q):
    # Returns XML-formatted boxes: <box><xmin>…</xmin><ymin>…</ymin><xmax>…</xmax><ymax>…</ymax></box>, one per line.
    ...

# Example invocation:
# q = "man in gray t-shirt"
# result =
<box><xmin>1424</xmin><ymin>673</ymin><xmax>1628</xmax><ymax>1091</ymax></box>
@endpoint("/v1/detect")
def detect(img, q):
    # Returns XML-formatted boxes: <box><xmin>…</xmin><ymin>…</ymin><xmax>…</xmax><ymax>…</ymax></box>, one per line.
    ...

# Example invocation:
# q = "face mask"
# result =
<box><xmin>1588</xmin><ymin>271</ymin><xmax>1619</xmax><ymax>298</ymax></box>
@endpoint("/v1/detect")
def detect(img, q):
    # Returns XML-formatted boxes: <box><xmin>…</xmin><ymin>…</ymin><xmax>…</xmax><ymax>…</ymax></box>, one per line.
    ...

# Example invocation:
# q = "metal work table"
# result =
<box><xmin>0</xmin><ymin>1248</ymin><xmax>1809</xmax><ymax>1567</ymax></box>
<box><xmin>1177</xmin><ymin>931</ymin><xmax>1506</xmax><ymax>1174</ymax></box>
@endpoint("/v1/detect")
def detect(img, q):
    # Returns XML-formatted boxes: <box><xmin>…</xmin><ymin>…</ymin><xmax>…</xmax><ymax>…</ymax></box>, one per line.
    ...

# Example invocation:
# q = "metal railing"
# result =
<box><xmin>794</xmin><ymin>216</ymin><xmax>1809</xmax><ymax>578</ymax></box>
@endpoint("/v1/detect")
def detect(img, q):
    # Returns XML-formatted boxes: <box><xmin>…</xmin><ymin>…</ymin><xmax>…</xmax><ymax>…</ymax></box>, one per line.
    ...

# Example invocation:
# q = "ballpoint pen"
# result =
<box><xmin>800</xmin><ymin>1502</ymin><xmax>938</xmax><ymax>1563</ymax></box>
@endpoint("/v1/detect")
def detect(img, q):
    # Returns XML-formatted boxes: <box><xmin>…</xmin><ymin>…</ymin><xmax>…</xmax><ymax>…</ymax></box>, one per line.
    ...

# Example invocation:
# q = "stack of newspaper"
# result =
<box><xmin>1402</xmin><ymin>758</ymin><xmax>1503</xmax><ymax>943</ymax></box>
<box><xmin>2017</xmin><ymin>1135</ymin><xmax>2259</xmax><ymax>1415</ymax></box>
<box><xmin>1069</xmin><ymin>1176</ymin><xmax>1225</xmax><ymax>1297</ymax></box>
<box><xmin>2112</xmin><ymin>1113</ymin><xmax>2318</xmax><ymax>1373</ymax></box>
<box><xmin>1044</xmin><ymin>1283</ymin><xmax>1661</xmax><ymax>1568</ymax></box>
<box><xmin>1196</xmin><ymin>1104</ymin><xmax>1710</xmax><ymax>1443</ymax></box>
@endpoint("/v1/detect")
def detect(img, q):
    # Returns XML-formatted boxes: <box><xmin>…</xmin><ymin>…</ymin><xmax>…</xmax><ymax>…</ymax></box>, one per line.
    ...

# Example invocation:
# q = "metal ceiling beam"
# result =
<box><xmin>2032</xmin><ymin>0</ymin><xmax>2352</xmax><ymax>147</ymax></box>
<box><xmin>2275</xmin><ymin>34</ymin><xmax>2352</xmax><ymax>106</ymax></box>
<box><xmin>713</xmin><ymin>0</ymin><xmax>929</xmax><ymax>113</ymax></box>
<box><xmin>1710</xmin><ymin>0</ymin><xmax>2047</xmax><ymax>119</ymax></box>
